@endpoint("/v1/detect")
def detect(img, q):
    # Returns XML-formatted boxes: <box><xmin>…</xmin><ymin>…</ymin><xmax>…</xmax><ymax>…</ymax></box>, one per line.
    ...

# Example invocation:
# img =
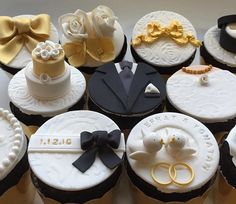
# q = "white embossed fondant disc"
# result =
<box><xmin>8</xmin><ymin>63</ymin><xmax>86</xmax><ymax>117</ymax></box>
<box><xmin>5</xmin><ymin>15</ymin><xmax>59</xmax><ymax>70</ymax></box>
<box><xmin>204</xmin><ymin>25</ymin><xmax>236</xmax><ymax>67</ymax></box>
<box><xmin>0</xmin><ymin>108</ymin><xmax>26</xmax><ymax>180</ymax></box>
<box><xmin>126</xmin><ymin>112</ymin><xmax>219</xmax><ymax>193</ymax></box>
<box><xmin>132</xmin><ymin>11</ymin><xmax>197</xmax><ymax>67</ymax></box>
<box><xmin>167</xmin><ymin>66</ymin><xmax>236</xmax><ymax>123</ymax></box>
<box><xmin>28</xmin><ymin>110</ymin><xmax>125</xmax><ymax>191</ymax></box>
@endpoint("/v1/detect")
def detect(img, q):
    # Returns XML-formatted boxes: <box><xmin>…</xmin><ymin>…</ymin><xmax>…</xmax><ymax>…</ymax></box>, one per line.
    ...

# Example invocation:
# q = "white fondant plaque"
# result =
<box><xmin>29</xmin><ymin>134</ymin><xmax>126</xmax><ymax>153</ymax></box>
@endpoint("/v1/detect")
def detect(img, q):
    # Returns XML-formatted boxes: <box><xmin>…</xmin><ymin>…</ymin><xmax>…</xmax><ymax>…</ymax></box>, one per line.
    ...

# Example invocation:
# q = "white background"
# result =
<box><xmin>0</xmin><ymin>0</ymin><xmax>235</xmax><ymax>203</ymax></box>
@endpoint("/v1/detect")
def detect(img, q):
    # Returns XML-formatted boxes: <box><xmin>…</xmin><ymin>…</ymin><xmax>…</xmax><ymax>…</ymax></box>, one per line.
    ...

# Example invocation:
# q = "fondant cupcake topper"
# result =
<box><xmin>151</xmin><ymin>162</ymin><xmax>195</xmax><ymax>186</ymax></box>
<box><xmin>165</xmin><ymin>133</ymin><xmax>196</xmax><ymax>160</ymax></box>
<box><xmin>129</xmin><ymin>128</ymin><xmax>164</xmax><ymax>162</ymax></box>
<box><xmin>73</xmin><ymin>130</ymin><xmax>124</xmax><ymax>172</ymax></box>
<box><xmin>0</xmin><ymin>14</ymin><xmax>50</xmax><ymax>64</ymax></box>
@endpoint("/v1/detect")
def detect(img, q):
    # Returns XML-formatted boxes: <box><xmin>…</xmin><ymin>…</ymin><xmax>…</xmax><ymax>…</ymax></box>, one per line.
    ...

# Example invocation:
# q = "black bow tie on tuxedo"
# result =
<box><xmin>119</xmin><ymin>61</ymin><xmax>134</xmax><ymax>94</ymax></box>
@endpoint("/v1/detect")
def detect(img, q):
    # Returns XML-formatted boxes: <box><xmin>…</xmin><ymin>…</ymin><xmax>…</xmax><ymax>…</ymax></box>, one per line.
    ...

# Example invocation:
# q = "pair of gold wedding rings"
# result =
<box><xmin>151</xmin><ymin>162</ymin><xmax>195</xmax><ymax>186</ymax></box>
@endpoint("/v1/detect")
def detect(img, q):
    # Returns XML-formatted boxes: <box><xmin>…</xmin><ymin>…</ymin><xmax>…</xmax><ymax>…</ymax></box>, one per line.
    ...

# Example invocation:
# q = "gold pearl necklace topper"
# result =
<box><xmin>151</xmin><ymin>162</ymin><xmax>195</xmax><ymax>187</ymax></box>
<box><xmin>182</xmin><ymin>65</ymin><xmax>212</xmax><ymax>74</ymax></box>
<box><xmin>131</xmin><ymin>20</ymin><xmax>201</xmax><ymax>47</ymax></box>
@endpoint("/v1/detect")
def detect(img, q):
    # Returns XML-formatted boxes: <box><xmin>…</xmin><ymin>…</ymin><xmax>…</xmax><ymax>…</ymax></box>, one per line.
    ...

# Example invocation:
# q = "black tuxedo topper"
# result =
<box><xmin>88</xmin><ymin>62</ymin><xmax>166</xmax><ymax>115</ymax></box>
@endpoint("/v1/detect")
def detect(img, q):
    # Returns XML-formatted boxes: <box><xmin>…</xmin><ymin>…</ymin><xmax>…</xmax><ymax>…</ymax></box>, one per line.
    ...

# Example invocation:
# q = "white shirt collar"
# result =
<box><xmin>115</xmin><ymin>62</ymin><xmax>138</xmax><ymax>74</ymax></box>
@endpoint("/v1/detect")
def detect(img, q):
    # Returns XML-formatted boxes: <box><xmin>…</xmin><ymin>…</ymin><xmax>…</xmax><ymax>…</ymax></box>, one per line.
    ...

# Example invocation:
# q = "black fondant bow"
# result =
<box><xmin>73</xmin><ymin>129</ymin><xmax>123</xmax><ymax>173</ymax></box>
<box><xmin>218</xmin><ymin>15</ymin><xmax>236</xmax><ymax>53</ymax></box>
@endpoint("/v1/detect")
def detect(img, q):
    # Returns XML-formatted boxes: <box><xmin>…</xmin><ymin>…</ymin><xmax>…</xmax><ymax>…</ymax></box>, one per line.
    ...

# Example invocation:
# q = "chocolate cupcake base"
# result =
<box><xmin>31</xmin><ymin>165</ymin><xmax>122</xmax><ymax>203</ymax></box>
<box><xmin>200</xmin><ymin>43</ymin><xmax>236</xmax><ymax>73</ymax></box>
<box><xmin>10</xmin><ymin>96</ymin><xmax>85</xmax><ymax>127</ymax></box>
<box><xmin>88</xmin><ymin>98</ymin><xmax>165</xmax><ymax>130</ymax></box>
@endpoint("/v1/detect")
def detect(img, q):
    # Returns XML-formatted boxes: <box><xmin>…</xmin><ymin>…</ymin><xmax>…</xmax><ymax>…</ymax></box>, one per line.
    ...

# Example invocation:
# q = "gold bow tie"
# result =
<box><xmin>132</xmin><ymin>20</ymin><xmax>201</xmax><ymax>47</ymax></box>
<box><xmin>0</xmin><ymin>14</ymin><xmax>50</xmax><ymax>64</ymax></box>
<box><xmin>63</xmin><ymin>38</ymin><xmax>115</xmax><ymax>67</ymax></box>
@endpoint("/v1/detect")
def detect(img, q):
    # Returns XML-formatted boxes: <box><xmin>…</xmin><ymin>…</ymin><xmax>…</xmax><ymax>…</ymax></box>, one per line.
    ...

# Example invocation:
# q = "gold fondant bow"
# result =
<box><xmin>132</xmin><ymin>20</ymin><xmax>201</xmax><ymax>47</ymax></box>
<box><xmin>63</xmin><ymin>37</ymin><xmax>115</xmax><ymax>67</ymax></box>
<box><xmin>0</xmin><ymin>14</ymin><xmax>50</xmax><ymax>64</ymax></box>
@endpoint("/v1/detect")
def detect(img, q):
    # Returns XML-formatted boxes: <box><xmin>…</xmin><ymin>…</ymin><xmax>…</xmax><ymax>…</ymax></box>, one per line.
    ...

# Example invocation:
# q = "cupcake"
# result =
<box><xmin>88</xmin><ymin>61</ymin><xmax>166</xmax><ymax>129</ymax></box>
<box><xmin>131</xmin><ymin>11</ymin><xmax>201</xmax><ymax>75</ymax></box>
<box><xmin>0</xmin><ymin>14</ymin><xmax>59</xmax><ymax>75</ymax></box>
<box><xmin>58</xmin><ymin>5</ymin><xmax>127</xmax><ymax>74</ymax></box>
<box><xmin>8</xmin><ymin>40</ymin><xmax>86</xmax><ymax>127</ymax></box>
<box><xmin>218</xmin><ymin>125</ymin><xmax>236</xmax><ymax>204</ymax></box>
<box><xmin>166</xmin><ymin>65</ymin><xmax>236</xmax><ymax>133</ymax></box>
<box><xmin>126</xmin><ymin>112</ymin><xmax>219</xmax><ymax>203</ymax></box>
<box><xmin>200</xmin><ymin>15</ymin><xmax>236</xmax><ymax>73</ymax></box>
<box><xmin>28</xmin><ymin>110</ymin><xmax>125</xmax><ymax>204</ymax></box>
<box><xmin>0</xmin><ymin>108</ymin><xmax>35</xmax><ymax>204</ymax></box>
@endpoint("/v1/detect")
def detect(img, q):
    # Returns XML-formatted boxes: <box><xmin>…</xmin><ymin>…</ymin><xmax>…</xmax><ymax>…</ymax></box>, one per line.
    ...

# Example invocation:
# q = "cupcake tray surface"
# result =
<box><xmin>0</xmin><ymin>0</ymin><xmax>236</xmax><ymax>203</ymax></box>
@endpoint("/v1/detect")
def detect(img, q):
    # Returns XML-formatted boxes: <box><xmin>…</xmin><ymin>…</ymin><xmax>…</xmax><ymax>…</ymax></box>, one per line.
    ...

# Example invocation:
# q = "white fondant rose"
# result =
<box><xmin>59</xmin><ymin>10</ymin><xmax>90</xmax><ymax>42</ymax></box>
<box><xmin>91</xmin><ymin>5</ymin><xmax>117</xmax><ymax>37</ymax></box>
<box><xmin>33</xmin><ymin>40</ymin><xmax>63</xmax><ymax>60</ymax></box>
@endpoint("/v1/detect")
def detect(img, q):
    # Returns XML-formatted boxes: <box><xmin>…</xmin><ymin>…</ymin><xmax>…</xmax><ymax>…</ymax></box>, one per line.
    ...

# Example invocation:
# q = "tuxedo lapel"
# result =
<box><xmin>127</xmin><ymin>64</ymin><xmax>151</xmax><ymax>111</ymax></box>
<box><xmin>102</xmin><ymin>64</ymin><xmax>129</xmax><ymax>111</ymax></box>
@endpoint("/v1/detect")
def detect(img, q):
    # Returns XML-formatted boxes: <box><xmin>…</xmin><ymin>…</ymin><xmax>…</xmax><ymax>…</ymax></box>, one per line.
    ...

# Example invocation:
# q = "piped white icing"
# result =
<box><xmin>204</xmin><ymin>25</ymin><xmax>236</xmax><ymax>67</ymax></box>
<box><xmin>226</xmin><ymin>23</ymin><xmax>236</xmax><ymax>38</ymax></box>
<box><xmin>0</xmin><ymin>108</ymin><xmax>26</xmax><ymax>179</ymax></box>
<box><xmin>132</xmin><ymin>11</ymin><xmax>197</xmax><ymax>67</ymax></box>
<box><xmin>28</xmin><ymin>110</ymin><xmax>125</xmax><ymax>191</ymax></box>
<box><xmin>167</xmin><ymin>66</ymin><xmax>236</xmax><ymax>123</ymax></box>
<box><xmin>33</xmin><ymin>41</ymin><xmax>63</xmax><ymax>60</ymax></box>
<box><xmin>6</xmin><ymin>15</ymin><xmax>59</xmax><ymax>70</ymax></box>
<box><xmin>8</xmin><ymin>64</ymin><xmax>86</xmax><ymax>117</ymax></box>
<box><xmin>126</xmin><ymin>112</ymin><xmax>219</xmax><ymax>193</ymax></box>
<box><xmin>144</xmin><ymin>83</ymin><xmax>160</xmax><ymax>94</ymax></box>
<box><xmin>59</xmin><ymin>7</ymin><xmax>125</xmax><ymax>68</ymax></box>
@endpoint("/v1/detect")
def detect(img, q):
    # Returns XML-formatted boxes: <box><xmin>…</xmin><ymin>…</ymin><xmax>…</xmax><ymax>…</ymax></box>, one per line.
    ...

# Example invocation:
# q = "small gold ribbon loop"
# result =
<box><xmin>132</xmin><ymin>20</ymin><xmax>201</xmax><ymax>48</ymax></box>
<box><xmin>0</xmin><ymin>14</ymin><xmax>50</xmax><ymax>64</ymax></box>
<box><xmin>63</xmin><ymin>37</ymin><xmax>115</xmax><ymax>67</ymax></box>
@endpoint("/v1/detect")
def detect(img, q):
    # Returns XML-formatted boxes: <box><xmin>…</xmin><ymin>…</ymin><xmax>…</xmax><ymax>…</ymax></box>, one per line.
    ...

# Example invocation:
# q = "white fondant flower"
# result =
<box><xmin>51</xmin><ymin>49</ymin><xmax>60</xmax><ymax>59</ymax></box>
<box><xmin>34</xmin><ymin>47</ymin><xmax>42</xmax><ymax>57</ymax></box>
<box><xmin>40</xmin><ymin>50</ymin><xmax>50</xmax><ymax>60</ymax></box>
<box><xmin>91</xmin><ymin>5</ymin><xmax>117</xmax><ymax>37</ymax></box>
<box><xmin>39</xmin><ymin>73</ymin><xmax>51</xmax><ymax>84</ymax></box>
<box><xmin>59</xmin><ymin>10</ymin><xmax>90</xmax><ymax>42</ymax></box>
<box><xmin>33</xmin><ymin>41</ymin><xmax>62</xmax><ymax>60</ymax></box>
